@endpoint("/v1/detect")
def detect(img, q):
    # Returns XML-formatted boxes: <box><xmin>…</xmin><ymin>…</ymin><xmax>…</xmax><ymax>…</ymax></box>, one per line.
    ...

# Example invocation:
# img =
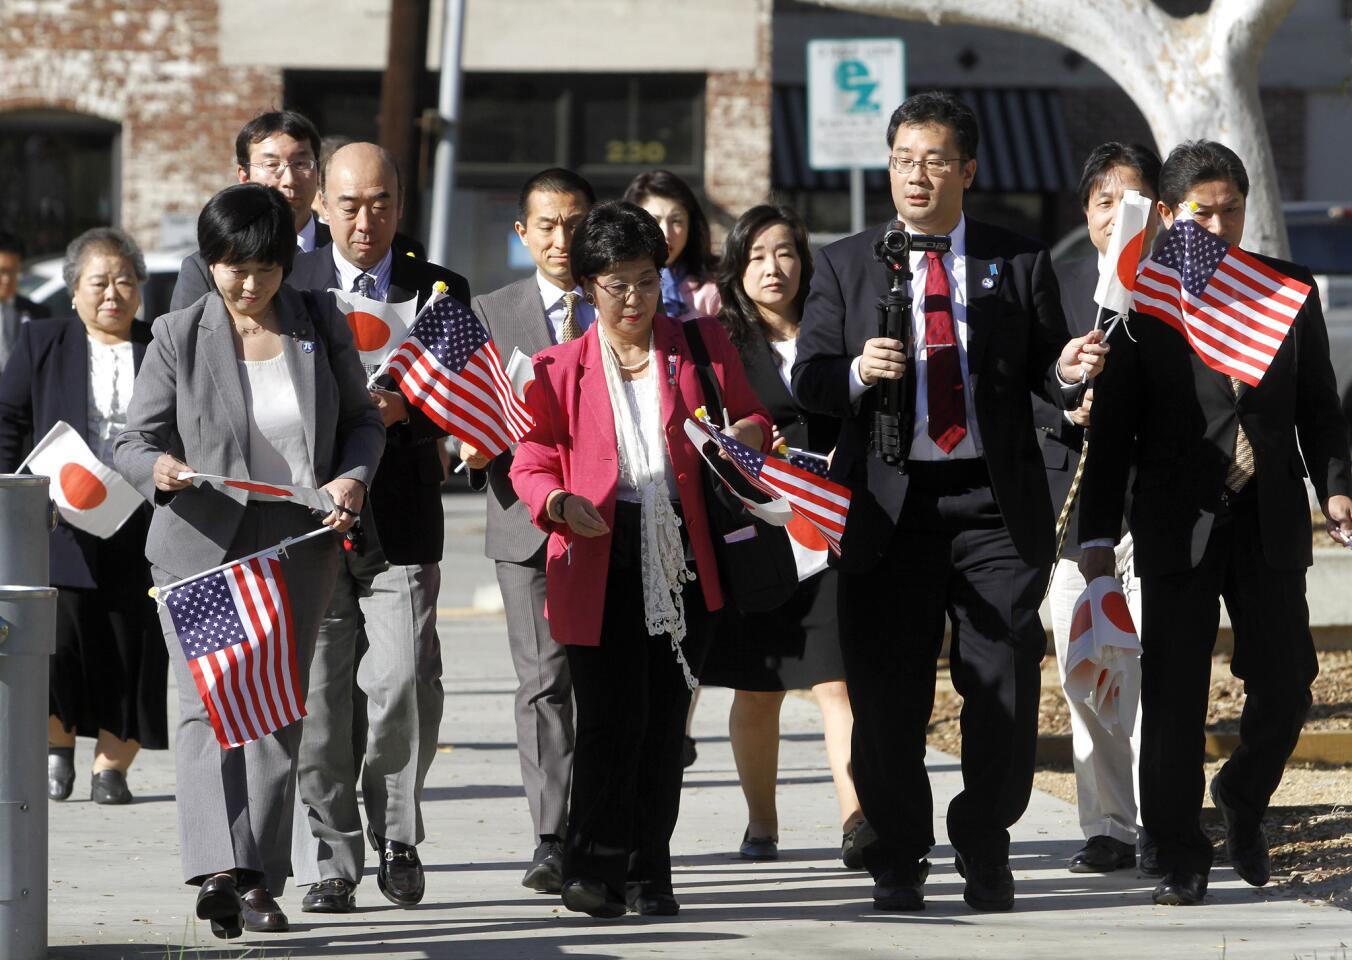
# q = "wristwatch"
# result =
<box><xmin>550</xmin><ymin>492</ymin><xmax>572</xmax><ymax>523</ymax></box>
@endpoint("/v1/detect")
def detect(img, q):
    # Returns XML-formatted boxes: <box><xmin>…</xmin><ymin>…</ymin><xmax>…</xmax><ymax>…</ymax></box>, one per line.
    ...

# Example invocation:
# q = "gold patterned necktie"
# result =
<box><xmin>560</xmin><ymin>291</ymin><xmax>581</xmax><ymax>343</ymax></box>
<box><xmin>1225</xmin><ymin>376</ymin><xmax>1255</xmax><ymax>492</ymax></box>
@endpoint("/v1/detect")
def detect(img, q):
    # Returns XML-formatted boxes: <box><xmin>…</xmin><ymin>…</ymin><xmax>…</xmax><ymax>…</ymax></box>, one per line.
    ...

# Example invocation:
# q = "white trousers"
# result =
<box><xmin>1048</xmin><ymin>539</ymin><xmax>1143</xmax><ymax>844</ymax></box>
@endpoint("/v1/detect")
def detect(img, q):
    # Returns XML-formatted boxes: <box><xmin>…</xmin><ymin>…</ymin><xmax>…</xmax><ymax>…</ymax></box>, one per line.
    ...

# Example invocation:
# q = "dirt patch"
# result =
<box><xmin>928</xmin><ymin>652</ymin><xmax>1352</xmax><ymax>909</ymax></box>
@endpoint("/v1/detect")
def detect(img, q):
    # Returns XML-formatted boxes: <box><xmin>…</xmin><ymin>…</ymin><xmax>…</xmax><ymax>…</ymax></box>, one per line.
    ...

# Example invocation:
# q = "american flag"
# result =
<box><xmin>1133</xmin><ymin>219</ymin><xmax>1312</xmax><ymax>386</ymax></box>
<box><xmin>164</xmin><ymin>552</ymin><xmax>304</xmax><ymax>749</ymax></box>
<box><xmin>384</xmin><ymin>294</ymin><xmax>533</xmax><ymax>456</ymax></box>
<box><xmin>691</xmin><ymin>419</ymin><xmax>851</xmax><ymax>555</ymax></box>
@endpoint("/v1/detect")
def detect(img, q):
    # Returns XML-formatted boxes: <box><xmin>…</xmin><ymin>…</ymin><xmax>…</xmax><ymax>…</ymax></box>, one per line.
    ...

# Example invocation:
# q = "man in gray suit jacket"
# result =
<box><xmin>461</xmin><ymin>168</ymin><xmax>595</xmax><ymax>893</ymax></box>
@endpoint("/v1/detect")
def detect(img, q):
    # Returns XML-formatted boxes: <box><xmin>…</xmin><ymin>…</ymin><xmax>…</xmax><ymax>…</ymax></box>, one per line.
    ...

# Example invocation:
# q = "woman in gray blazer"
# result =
<box><xmin>115</xmin><ymin>183</ymin><xmax>384</xmax><ymax>940</ymax></box>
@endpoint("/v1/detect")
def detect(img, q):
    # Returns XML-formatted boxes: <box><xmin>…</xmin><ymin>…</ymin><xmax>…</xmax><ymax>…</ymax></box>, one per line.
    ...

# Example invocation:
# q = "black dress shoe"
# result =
<box><xmin>195</xmin><ymin>874</ymin><xmax>243</xmax><ymax>940</ymax></box>
<box><xmin>1210</xmin><ymin>778</ymin><xmax>1270</xmax><ymax>886</ymax></box>
<box><xmin>872</xmin><ymin>859</ymin><xmax>930</xmax><ymax>912</ymax></box>
<box><xmin>90</xmin><ymin>769</ymin><xmax>133</xmax><ymax>805</ymax></box>
<box><xmin>561</xmin><ymin>878</ymin><xmax>626</xmax><ymax>918</ymax></box>
<box><xmin>48</xmin><ymin>750</ymin><xmax>74</xmax><ymax>801</ymax></box>
<box><xmin>373</xmin><ymin>834</ymin><xmax>425</xmax><ymax>906</ymax></box>
<box><xmin>522</xmin><ymin>838</ymin><xmax>564</xmax><ymax>893</ymax></box>
<box><xmin>240</xmin><ymin>887</ymin><xmax>289</xmax><ymax>933</ymax></box>
<box><xmin>1068</xmin><ymin>835</ymin><xmax>1137</xmax><ymax>873</ymax></box>
<box><xmin>739</xmin><ymin>828</ymin><xmax>778</xmax><ymax>861</ymax></box>
<box><xmin>300</xmin><ymin>877</ymin><xmax>357</xmax><ymax>913</ymax></box>
<box><xmin>841</xmin><ymin>820</ymin><xmax>877</xmax><ymax>870</ymax></box>
<box><xmin>628</xmin><ymin>892</ymin><xmax>680</xmax><ymax>916</ymax></box>
<box><xmin>954</xmin><ymin>852</ymin><xmax>1015</xmax><ymax>911</ymax></box>
<box><xmin>1152</xmin><ymin>869</ymin><xmax>1208</xmax><ymax>906</ymax></box>
<box><xmin>1139</xmin><ymin>833</ymin><xmax>1163</xmax><ymax>878</ymax></box>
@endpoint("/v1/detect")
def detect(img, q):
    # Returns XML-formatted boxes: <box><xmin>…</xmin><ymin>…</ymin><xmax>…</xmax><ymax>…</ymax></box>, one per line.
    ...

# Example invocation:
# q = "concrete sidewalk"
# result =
<box><xmin>42</xmin><ymin>497</ymin><xmax>1352</xmax><ymax>959</ymax></box>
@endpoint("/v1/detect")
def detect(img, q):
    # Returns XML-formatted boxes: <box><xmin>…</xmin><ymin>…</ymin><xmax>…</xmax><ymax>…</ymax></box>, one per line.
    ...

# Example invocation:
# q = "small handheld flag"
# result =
<box><xmin>20</xmin><ymin>421</ymin><xmax>144</xmax><ymax>538</ymax></box>
<box><xmin>328</xmin><ymin>288</ymin><xmax>416</xmax><ymax>373</ymax></box>
<box><xmin>1065</xmin><ymin>576</ymin><xmax>1142</xmax><ymax>733</ymax></box>
<box><xmin>176</xmin><ymin>472</ymin><xmax>334</xmax><ymax>514</ymax></box>
<box><xmin>1093</xmin><ymin>189</ymin><xmax>1153</xmax><ymax>317</ymax></box>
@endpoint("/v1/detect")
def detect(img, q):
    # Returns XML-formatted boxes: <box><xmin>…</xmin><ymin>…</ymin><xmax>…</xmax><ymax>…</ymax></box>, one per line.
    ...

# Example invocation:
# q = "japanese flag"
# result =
<box><xmin>1065</xmin><ymin>576</ymin><xmax>1143</xmax><ymax>733</ymax></box>
<box><xmin>504</xmin><ymin>347</ymin><xmax>535</xmax><ymax>406</ymax></box>
<box><xmin>21</xmin><ymin>421</ymin><xmax>144</xmax><ymax>538</ymax></box>
<box><xmin>329</xmin><ymin>288</ymin><xmax>416</xmax><ymax>372</ymax></box>
<box><xmin>1093</xmin><ymin>189</ymin><xmax>1154</xmax><ymax>317</ymax></box>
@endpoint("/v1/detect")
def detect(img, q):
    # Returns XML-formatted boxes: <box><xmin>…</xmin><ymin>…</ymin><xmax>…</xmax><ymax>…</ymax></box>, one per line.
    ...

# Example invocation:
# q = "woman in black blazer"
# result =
<box><xmin>699</xmin><ymin>205</ymin><xmax>867</xmax><ymax>867</ymax></box>
<box><xmin>0</xmin><ymin>227</ymin><xmax>168</xmax><ymax>805</ymax></box>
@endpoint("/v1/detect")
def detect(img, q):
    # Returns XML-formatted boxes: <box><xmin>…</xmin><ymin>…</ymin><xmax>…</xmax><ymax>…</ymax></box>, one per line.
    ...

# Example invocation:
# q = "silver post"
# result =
<box><xmin>0</xmin><ymin>476</ymin><xmax>51</xmax><ymax>587</ymax></box>
<box><xmin>426</xmin><ymin>0</ymin><xmax>466</xmax><ymax>268</ymax></box>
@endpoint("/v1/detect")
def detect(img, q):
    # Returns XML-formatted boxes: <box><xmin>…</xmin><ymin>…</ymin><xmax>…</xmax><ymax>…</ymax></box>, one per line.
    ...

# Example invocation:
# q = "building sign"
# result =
<box><xmin>806</xmin><ymin>38</ymin><xmax>906</xmax><ymax>171</ymax></box>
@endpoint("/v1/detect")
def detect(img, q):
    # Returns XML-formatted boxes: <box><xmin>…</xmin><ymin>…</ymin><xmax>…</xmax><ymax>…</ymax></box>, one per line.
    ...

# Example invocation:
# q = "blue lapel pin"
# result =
<box><xmin>981</xmin><ymin>263</ymin><xmax>998</xmax><ymax>289</ymax></box>
<box><xmin>301</xmin><ymin>340</ymin><xmax>316</xmax><ymax>354</ymax></box>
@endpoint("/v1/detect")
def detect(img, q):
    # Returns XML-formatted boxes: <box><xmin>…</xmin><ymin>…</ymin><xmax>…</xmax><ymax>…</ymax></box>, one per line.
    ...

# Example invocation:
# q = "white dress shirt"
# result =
<box><xmin>848</xmin><ymin>214</ymin><xmax>982</xmax><ymax>460</ymax></box>
<box><xmin>536</xmin><ymin>270</ymin><xmax>594</xmax><ymax>343</ymax></box>
<box><xmin>297</xmin><ymin>215</ymin><xmax>318</xmax><ymax>253</ymax></box>
<box><xmin>333</xmin><ymin>246</ymin><xmax>393</xmax><ymax>301</ymax></box>
<box><xmin>86</xmin><ymin>337</ymin><xmax>136</xmax><ymax>465</ymax></box>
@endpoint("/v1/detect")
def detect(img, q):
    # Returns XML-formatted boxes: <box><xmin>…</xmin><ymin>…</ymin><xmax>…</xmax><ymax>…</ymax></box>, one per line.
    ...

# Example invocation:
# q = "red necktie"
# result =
<box><xmin>923</xmin><ymin>250</ymin><xmax>966</xmax><ymax>453</ymax></box>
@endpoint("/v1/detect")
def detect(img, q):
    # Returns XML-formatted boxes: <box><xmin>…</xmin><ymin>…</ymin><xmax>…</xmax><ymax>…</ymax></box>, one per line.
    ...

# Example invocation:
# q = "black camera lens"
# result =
<box><xmin>881</xmin><ymin>229</ymin><xmax>909</xmax><ymax>256</ymax></box>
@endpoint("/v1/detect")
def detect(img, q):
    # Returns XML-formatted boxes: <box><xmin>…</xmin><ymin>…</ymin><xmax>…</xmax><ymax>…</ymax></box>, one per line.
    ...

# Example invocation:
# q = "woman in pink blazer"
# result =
<box><xmin>511</xmin><ymin>201</ymin><xmax>770</xmax><ymax>919</ymax></box>
<box><xmin>623</xmin><ymin>170</ymin><xmax>722</xmax><ymax>322</ymax></box>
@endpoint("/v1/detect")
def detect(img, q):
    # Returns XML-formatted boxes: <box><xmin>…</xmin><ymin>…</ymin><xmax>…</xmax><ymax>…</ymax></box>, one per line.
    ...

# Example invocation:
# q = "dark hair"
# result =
<box><xmin>198</xmin><ymin>183</ymin><xmax>297</xmax><ymax>275</ymax></box>
<box><xmin>622</xmin><ymin>170</ymin><xmax>714</xmax><ymax>278</ymax></box>
<box><xmin>234</xmin><ymin>110</ymin><xmax>322</xmax><ymax>170</ymax></box>
<box><xmin>716</xmin><ymin>205</ymin><xmax>814</xmax><ymax>352</ymax></box>
<box><xmin>1159</xmin><ymin>140</ymin><xmax>1249</xmax><ymax>209</ymax></box>
<box><xmin>320</xmin><ymin>141</ymin><xmax>402</xmax><ymax>200</ymax></box>
<box><xmin>517</xmin><ymin>168</ymin><xmax>596</xmax><ymax>221</ymax></box>
<box><xmin>0</xmin><ymin>229</ymin><xmax>24</xmax><ymax>259</ymax></box>
<box><xmin>1076</xmin><ymin>141</ymin><xmax>1162</xmax><ymax>208</ymax></box>
<box><xmin>62</xmin><ymin>227</ymin><xmax>147</xmax><ymax>292</ymax></box>
<box><xmin>885</xmin><ymin>91</ymin><xmax>979</xmax><ymax>159</ymax></box>
<box><xmin>569</xmin><ymin>201</ymin><xmax>668</xmax><ymax>281</ymax></box>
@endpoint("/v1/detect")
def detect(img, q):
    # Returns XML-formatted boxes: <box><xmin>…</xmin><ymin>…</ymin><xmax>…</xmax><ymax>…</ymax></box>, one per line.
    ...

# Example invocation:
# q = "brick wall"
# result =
<box><xmin>702</xmin><ymin>0</ymin><xmax>773</xmax><ymax>245</ymax></box>
<box><xmin>0</xmin><ymin>0</ymin><xmax>283</xmax><ymax>251</ymax></box>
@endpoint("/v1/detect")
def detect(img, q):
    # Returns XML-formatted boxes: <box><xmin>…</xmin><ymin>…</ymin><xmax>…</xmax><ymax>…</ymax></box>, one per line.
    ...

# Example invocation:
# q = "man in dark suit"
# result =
<box><xmin>459</xmin><ymin>168</ymin><xmax>595</xmax><ymax>893</ymax></box>
<box><xmin>1078</xmin><ymin>140</ymin><xmax>1352</xmax><ymax>906</ymax></box>
<box><xmin>170</xmin><ymin>110</ymin><xmax>331</xmax><ymax>311</ymax></box>
<box><xmin>0</xmin><ymin>229</ymin><xmax>51</xmax><ymax>371</ymax></box>
<box><xmin>792</xmin><ymin>91</ymin><xmax>1107</xmax><ymax>913</ymax></box>
<box><xmin>287</xmin><ymin>141</ymin><xmax>470</xmax><ymax>915</ymax></box>
<box><xmin>1037</xmin><ymin>143</ymin><xmax>1161</xmax><ymax>876</ymax></box>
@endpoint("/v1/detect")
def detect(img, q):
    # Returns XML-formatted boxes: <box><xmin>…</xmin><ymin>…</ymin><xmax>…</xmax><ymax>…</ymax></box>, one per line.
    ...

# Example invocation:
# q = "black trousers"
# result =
<box><xmin>563</xmin><ymin>501</ymin><xmax>713</xmax><ymax>901</ymax></box>
<box><xmin>839</xmin><ymin>460</ymin><xmax>1047</xmax><ymax>876</ymax></box>
<box><xmin>1139</xmin><ymin>495</ymin><xmax>1316</xmax><ymax>875</ymax></box>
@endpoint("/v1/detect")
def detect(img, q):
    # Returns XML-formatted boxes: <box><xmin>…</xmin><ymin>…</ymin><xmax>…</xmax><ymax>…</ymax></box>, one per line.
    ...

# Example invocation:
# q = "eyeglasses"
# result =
<box><xmin>889</xmin><ymin>156</ymin><xmax>965</xmax><ymax>175</ymax></box>
<box><xmin>595</xmin><ymin>276</ymin><xmax>662</xmax><ymax>301</ymax></box>
<box><xmin>248</xmin><ymin>158</ymin><xmax>317</xmax><ymax>176</ymax></box>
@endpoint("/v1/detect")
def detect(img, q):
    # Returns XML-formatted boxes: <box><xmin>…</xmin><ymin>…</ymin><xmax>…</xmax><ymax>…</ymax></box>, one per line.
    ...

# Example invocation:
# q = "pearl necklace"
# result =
<box><xmin>603</xmin><ymin>334</ymin><xmax>651</xmax><ymax>371</ymax></box>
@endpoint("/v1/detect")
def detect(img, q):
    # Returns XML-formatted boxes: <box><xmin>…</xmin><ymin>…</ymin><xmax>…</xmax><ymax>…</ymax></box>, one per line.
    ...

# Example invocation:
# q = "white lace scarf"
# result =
<box><xmin>598</xmin><ymin>332</ymin><xmax>697</xmax><ymax>691</ymax></box>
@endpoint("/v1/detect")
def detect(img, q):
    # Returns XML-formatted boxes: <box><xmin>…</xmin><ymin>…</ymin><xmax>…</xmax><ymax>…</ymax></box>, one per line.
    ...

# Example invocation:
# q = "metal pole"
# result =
<box><xmin>850</xmin><ymin>168</ymin><xmax>866</xmax><ymax>235</ymax></box>
<box><xmin>0</xmin><ymin>476</ymin><xmax>50</xmax><ymax>587</ymax></box>
<box><xmin>426</xmin><ymin>0</ymin><xmax>466</xmax><ymax>268</ymax></box>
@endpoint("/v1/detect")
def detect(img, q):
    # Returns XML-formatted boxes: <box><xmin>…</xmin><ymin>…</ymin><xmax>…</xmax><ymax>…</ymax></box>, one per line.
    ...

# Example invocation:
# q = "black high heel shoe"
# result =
<box><xmin>196</xmin><ymin>874</ymin><xmax>243</xmax><ymax>939</ymax></box>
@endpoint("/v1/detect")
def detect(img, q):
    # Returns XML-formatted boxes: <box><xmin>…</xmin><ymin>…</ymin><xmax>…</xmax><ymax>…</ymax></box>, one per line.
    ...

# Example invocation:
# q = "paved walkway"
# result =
<box><xmin>43</xmin><ymin>497</ymin><xmax>1352</xmax><ymax>959</ymax></box>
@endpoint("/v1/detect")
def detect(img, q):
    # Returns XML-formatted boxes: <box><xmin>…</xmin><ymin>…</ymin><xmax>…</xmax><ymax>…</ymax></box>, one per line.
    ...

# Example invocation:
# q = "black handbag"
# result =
<box><xmin>682</xmin><ymin>321</ymin><xmax>797</xmax><ymax>614</ymax></box>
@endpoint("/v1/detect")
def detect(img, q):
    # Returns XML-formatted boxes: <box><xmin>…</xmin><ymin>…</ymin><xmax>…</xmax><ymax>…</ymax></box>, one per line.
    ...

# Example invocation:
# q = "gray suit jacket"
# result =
<box><xmin>115</xmin><ymin>286</ymin><xmax>385</xmax><ymax>579</ymax></box>
<box><xmin>470</xmin><ymin>276</ymin><xmax>554</xmax><ymax>564</ymax></box>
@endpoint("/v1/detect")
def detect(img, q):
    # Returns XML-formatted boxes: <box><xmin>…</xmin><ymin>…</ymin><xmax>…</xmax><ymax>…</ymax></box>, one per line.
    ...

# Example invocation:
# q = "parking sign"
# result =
<box><xmin>807</xmin><ymin>38</ymin><xmax>906</xmax><ymax>171</ymax></box>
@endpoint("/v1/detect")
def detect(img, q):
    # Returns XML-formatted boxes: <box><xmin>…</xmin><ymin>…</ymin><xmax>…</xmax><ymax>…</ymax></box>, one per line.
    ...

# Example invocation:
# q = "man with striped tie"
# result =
<box><xmin>285</xmin><ymin>142</ymin><xmax>470</xmax><ymax>914</ymax></box>
<box><xmin>1078</xmin><ymin>140</ymin><xmax>1352</xmax><ymax>906</ymax></box>
<box><xmin>460</xmin><ymin>168</ymin><xmax>595</xmax><ymax>894</ymax></box>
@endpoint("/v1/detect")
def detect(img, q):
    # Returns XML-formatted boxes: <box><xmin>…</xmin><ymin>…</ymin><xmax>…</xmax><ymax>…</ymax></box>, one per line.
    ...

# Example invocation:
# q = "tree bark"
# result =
<box><xmin>809</xmin><ymin>0</ymin><xmax>1295</xmax><ymax>257</ymax></box>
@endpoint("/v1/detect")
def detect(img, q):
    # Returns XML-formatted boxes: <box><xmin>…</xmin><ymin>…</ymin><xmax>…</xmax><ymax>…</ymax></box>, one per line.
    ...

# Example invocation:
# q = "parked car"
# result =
<box><xmin>1051</xmin><ymin>203</ymin><xmax>1352</xmax><ymax>424</ymax></box>
<box><xmin>18</xmin><ymin>246</ymin><xmax>193</xmax><ymax>324</ymax></box>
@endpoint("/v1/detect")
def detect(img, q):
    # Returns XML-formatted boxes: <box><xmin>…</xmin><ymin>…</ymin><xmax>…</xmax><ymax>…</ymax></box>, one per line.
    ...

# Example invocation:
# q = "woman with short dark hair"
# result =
<box><xmin>0</xmin><ymin>226</ymin><xmax>167</xmax><ymax>807</ymax></box>
<box><xmin>115</xmin><ymin>182</ymin><xmax>385</xmax><ymax>939</ymax></box>
<box><xmin>511</xmin><ymin>200</ymin><xmax>770</xmax><ymax>919</ymax></box>
<box><xmin>623</xmin><ymin>170</ymin><xmax>721</xmax><ymax>321</ymax></box>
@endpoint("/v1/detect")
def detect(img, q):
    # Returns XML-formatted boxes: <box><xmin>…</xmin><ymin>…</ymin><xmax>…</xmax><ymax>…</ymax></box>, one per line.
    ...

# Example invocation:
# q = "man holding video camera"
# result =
<box><xmin>792</xmin><ymin>91</ymin><xmax>1107</xmax><ymax>913</ymax></box>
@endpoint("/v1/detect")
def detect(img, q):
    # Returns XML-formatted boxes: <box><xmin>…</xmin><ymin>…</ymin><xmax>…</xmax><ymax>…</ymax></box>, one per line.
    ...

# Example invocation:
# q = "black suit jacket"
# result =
<box><xmin>736</xmin><ymin>329</ymin><xmax>838</xmax><ymax>456</ymax></box>
<box><xmin>792</xmin><ymin>218</ymin><xmax>1076</xmax><ymax>572</ymax></box>
<box><xmin>1078</xmin><ymin>253</ymin><xmax>1352</xmax><ymax>575</ymax></box>
<box><xmin>169</xmin><ymin>220</ymin><xmax>335</xmax><ymax>312</ymax></box>
<box><xmin>286</xmin><ymin>243</ymin><xmax>471</xmax><ymax>565</ymax></box>
<box><xmin>0</xmin><ymin>315</ymin><xmax>152</xmax><ymax>589</ymax></box>
<box><xmin>15</xmin><ymin>294</ymin><xmax>51</xmax><ymax>321</ymax></box>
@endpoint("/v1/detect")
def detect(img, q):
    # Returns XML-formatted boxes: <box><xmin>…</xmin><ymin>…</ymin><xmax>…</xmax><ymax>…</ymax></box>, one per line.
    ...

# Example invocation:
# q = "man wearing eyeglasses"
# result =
<box><xmin>793</xmin><ymin>91</ymin><xmax>1107</xmax><ymax>914</ymax></box>
<box><xmin>170</xmin><ymin>111</ymin><xmax>328</xmax><ymax>310</ymax></box>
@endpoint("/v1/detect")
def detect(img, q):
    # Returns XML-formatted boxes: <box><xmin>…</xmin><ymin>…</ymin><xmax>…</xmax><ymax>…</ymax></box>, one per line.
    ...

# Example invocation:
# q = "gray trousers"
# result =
<box><xmin>156</xmin><ymin>503</ymin><xmax>340</xmax><ymax>895</ymax></box>
<box><xmin>294</xmin><ymin>531</ymin><xmax>444</xmax><ymax>885</ymax></box>
<box><xmin>496</xmin><ymin>549</ymin><xmax>573</xmax><ymax>840</ymax></box>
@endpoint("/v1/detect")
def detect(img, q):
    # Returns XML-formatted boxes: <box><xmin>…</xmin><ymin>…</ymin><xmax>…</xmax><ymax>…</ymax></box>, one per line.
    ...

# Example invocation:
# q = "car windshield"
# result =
<box><xmin>1288</xmin><ymin>223</ymin><xmax>1352</xmax><ymax>276</ymax></box>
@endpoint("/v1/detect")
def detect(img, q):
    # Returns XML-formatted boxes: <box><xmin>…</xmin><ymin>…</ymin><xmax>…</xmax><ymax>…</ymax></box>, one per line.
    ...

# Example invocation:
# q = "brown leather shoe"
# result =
<box><xmin>240</xmin><ymin>887</ymin><xmax>289</xmax><ymax>933</ymax></box>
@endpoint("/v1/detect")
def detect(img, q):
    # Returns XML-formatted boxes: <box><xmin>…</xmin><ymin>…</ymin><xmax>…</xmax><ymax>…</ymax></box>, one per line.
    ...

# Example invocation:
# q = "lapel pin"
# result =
<box><xmin>301</xmin><ymin>340</ymin><xmax>316</xmax><ymax>354</ymax></box>
<box><xmin>981</xmin><ymin>276</ymin><xmax>996</xmax><ymax>289</ymax></box>
<box><xmin>667</xmin><ymin>352</ymin><xmax>678</xmax><ymax>385</ymax></box>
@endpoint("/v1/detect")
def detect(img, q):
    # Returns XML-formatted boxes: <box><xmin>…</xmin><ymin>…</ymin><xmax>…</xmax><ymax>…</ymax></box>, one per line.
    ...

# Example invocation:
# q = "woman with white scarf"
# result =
<box><xmin>511</xmin><ymin>201</ymin><xmax>771</xmax><ymax>919</ymax></box>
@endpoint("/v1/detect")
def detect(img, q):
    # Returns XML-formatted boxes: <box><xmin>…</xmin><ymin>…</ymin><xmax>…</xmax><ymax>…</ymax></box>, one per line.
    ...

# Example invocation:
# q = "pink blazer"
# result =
<box><xmin>671</xmin><ymin>276</ymin><xmax>722</xmax><ymax>322</ymax></box>
<box><xmin>510</xmin><ymin>313</ymin><xmax>771</xmax><ymax>647</ymax></box>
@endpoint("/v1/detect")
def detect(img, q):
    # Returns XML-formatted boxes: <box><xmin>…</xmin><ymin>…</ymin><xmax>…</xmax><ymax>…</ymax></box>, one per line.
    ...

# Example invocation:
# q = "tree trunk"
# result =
<box><xmin>808</xmin><ymin>0</ymin><xmax>1294</xmax><ymax>257</ymax></box>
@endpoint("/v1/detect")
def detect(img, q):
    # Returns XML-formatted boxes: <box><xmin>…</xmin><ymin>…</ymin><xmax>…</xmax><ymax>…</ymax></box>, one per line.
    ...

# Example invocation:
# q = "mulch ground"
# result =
<box><xmin>927</xmin><ymin>650</ymin><xmax>1352</xmax><ymax>909</ymax></box>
